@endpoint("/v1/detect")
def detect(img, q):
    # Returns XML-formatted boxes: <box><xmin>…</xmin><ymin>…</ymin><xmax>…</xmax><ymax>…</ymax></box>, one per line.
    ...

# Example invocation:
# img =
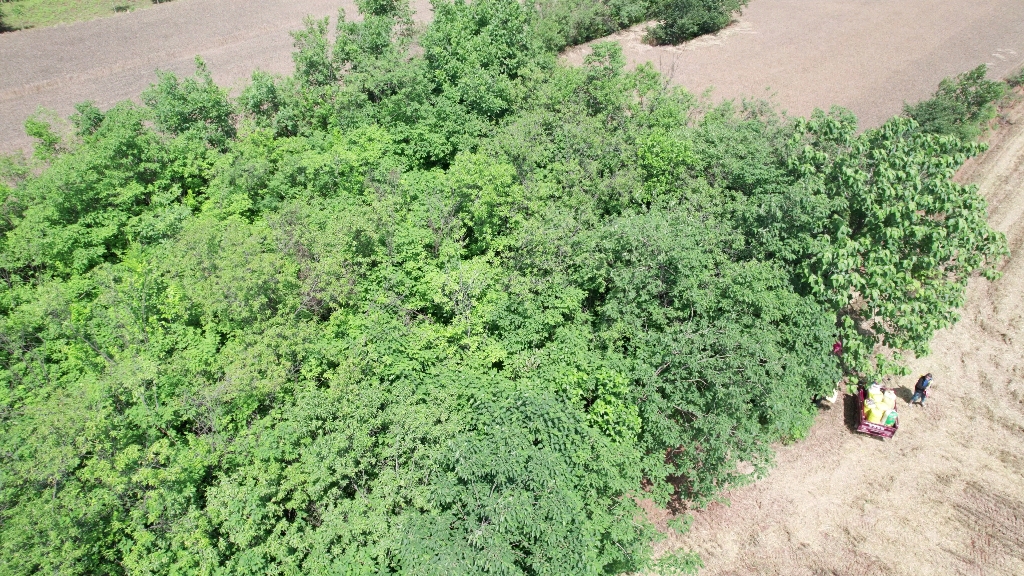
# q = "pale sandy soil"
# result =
<box><xmin>563</xmin><ymin>0</ymin><xmax>1024</xmax><ymax>128</ymax></box>
<box><xmin>0</xmin><ymin>0</ymin><xmax>432</xmax><ymax>154</ymax></box>
<box><xmin>647</xmin><ymin>95</ymin><xmax>1024</xmax><ymax>575</ymax></box>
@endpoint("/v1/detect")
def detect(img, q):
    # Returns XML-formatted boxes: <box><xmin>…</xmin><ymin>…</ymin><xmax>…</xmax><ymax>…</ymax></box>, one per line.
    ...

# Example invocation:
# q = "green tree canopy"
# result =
<box><xmin>0</xmin><ymin>1</ymin><xmax>1007</xmax><ymax>574</ymax></box>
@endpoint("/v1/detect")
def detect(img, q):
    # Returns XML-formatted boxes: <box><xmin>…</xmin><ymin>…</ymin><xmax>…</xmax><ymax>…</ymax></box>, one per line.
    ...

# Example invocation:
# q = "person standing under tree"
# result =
<box><xmin>911</xmin><ymin>373</ymin><xmax>933</xmax><ymax>406</ymax></box>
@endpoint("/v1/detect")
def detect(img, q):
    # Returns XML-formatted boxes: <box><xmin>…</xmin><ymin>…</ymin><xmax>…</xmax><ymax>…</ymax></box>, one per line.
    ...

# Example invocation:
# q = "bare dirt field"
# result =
<box><xmin>4</xmin><ymin>0</ymin><xmax>1024</xmax><ymax>155</ymax></box>
<box><xmin>564</xmin><ymin>0</ymin><xmax>1024</xmax><ymax>128</ymax></box>
<box><xmin>0</xmin><ymin>0</ymin><xmax>432</xmax><ymax>154</ymax></box>
<box><xmin>647</xmin><ymin>94</ymin><xmax>1024</xmax><ymax>575</ymax></box>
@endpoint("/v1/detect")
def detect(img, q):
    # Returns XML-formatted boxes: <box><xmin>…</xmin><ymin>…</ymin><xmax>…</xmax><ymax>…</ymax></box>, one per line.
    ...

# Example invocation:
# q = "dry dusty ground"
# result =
<box><xmin>4</xmin><ymin>0</ymin><xmax>1024</xmax><ymax>154</ymax></box>
<box><xmin>647</xmin><ymin>95</ymin><xmax>1024</xmax><ymax>575</ymax></box>
<box><xmin>564</xmin><ymin>0</ymin><xmax>1024</xmax><ymax>128</ymax></box>
<box><xmin>0</xmin><ymin>0</ymin><xmax>432</xmax><ymax>154</ymax></box>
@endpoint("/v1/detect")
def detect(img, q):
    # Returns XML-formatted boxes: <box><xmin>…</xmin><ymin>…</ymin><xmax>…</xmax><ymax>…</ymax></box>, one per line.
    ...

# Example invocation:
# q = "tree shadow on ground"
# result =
<box><xmin>649</xmin><ymin>475</ymin><xmax>692</xmax><ymax>515</ymax></box>
<box><xmin>0</xmin><ymin>12</ymin><xmax>23</xmax><ymax>33</ymax></box>
<box><xmin>893</xmin><ymin>386</ymin><xmax>915</xmax><ymax>404</ymax></box>
<box><xmin>843</xmin><ymin>393</ymin><xmax>861</xmax><ymax>433</ymax></box>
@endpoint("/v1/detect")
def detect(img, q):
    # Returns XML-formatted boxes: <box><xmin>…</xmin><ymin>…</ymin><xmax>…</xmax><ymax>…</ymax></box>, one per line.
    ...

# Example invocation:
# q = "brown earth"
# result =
<box><xmin>0</xmin><ymin>0</ymin><xmax>432</xmax><ymax>154</ymax></box>
<box><xmin>4</xmin><ymin>0</ymin><xmax>1024</xmax><ymax>154</ymax></box>
<box><xmin>646</xmin><ymin>95</ymin><xmax>1024</xmax><ymax>575</ymax></box>
<box><xmin>564</xmin><ymin>0</ymin><xmax>1024</xmax><ymax>128</ymax></box>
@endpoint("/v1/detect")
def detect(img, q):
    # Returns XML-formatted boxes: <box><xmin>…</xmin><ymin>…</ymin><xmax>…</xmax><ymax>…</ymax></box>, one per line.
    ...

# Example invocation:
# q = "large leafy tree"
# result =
<box><xmin>791</xmin><ymin>112</ymin><xmax>1007</xmax><ymax>376</ymax></box>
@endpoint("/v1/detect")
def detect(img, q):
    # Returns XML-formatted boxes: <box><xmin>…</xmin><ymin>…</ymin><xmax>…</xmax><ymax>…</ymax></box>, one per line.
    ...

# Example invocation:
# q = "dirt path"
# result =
<box><xmin>650</xmin><ymin>96</ymin><xmax>1024</xmax><ymax>575</ymax></box>
<box><xmin>0</xmin><ymin>0</ymin><xmax>431</xmax><ymax>154</ymax></box>
<box><xmin>564</xmin><ymin>0</ymin><xmax>1024</xmax><ymax>128</ymax></box>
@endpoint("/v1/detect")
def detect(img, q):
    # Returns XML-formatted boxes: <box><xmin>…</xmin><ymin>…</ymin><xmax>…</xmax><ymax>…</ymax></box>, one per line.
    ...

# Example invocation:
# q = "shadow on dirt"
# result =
<box><xmin>0</xmin><ymin>13</ymin><xmax>20</xmax><ymax>34</ymax></box>
<box><xmin>894</xmin><ymin>386</ymin><xmax>915</xmax><ymax>404</ymax></box>
<box><xmin>843</xmin><ymin>393</ymin><xmax>861</xmax><ymax>433</ymax></box>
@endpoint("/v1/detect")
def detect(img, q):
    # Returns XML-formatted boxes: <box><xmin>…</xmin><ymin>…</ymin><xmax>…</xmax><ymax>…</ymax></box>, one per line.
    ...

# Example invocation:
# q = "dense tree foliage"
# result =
<box><xmin>646</xmin><ymin>0</ymin><xmax>747</xmax><ymax>45</ymax></box>
<box><xmin>534</xmin><ymin>0</ymin><xmax>650</xmax><ymax>49</ymax></box>
<box><xmin>903</xmin><ymin>65</ymin><xmax>1005</xmax><ymax>141</ymax></box>
<box><xmin>0</xmin><ymin>1</ymin><xmax>1006</xmax><ymax>574</ymax></box>
<box><xmin>793</xmin><ymin>112</ymin><xmax>1007</xmax><ymax>376</ymax></box>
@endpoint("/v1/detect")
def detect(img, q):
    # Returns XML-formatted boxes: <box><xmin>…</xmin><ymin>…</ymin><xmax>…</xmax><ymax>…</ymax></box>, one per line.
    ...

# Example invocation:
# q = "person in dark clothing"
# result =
<box><xmin>910</xmin><ymin>373</ymin><xmax>933</xmax><ymax>406</ymax></box>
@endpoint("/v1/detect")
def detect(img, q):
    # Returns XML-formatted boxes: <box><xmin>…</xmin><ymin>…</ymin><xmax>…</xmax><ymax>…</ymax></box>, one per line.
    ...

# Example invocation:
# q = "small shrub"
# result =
<box><xmin>534</xmin><ymin>0</ymin><xmax>651</xmax><ymax>50</ymax></box>
<box><xmin>646</xmin><ymin>0</ymin><xmax>747</xmax><ymax>45</ymax></box>
<box><xmin>290</xmin><ymin>15</ymin><xmax>337</xmax><ymax>87</ymax></box>
<box><xmin>142</xmin><ymin>56</ymin><xmax>235</xmax><ymax>146</ymax></box>
<box><xmin>239</xmin><ymin>70</ymin><xmax>281</xmax><ymax>121</ymax></box>
<box><xmin>71</xmin><ymin>101</ymin><xmax>105</xmax><ymax>137</ymax></box>
<box><xmin>652</xmin><ymin>549</ymin><xmax>704</xmax><ymax>575</ymax></box>
<box><xmin>667</xmin><ymin>513</ymin><xmax>694</xmax><ymax>535</ymax></box>
<box><xmin>24</xmin><ymin>109</ymin><xmax>66</xmax><ymax>158</ymax></box>
<box><xmin>903</xmin><ymin>64</ymin><xmax>1005</xmax><ymax>141</ymax></box>
<box><xmin>1006</xmin><ymin>66</ymin><xmax>1024</xmax><ymax>88</ymax></box>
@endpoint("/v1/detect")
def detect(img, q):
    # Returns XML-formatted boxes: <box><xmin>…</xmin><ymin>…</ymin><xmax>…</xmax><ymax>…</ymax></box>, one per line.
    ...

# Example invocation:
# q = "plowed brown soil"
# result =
<box><xmin>647</xmin><ymin>95</ymin><xmax>1024</xmax><ymax>575</ymax></box>
<box><xmin>564</xmin><ymin>0</ymin><xmax>1024</xmax><ymax>128</ymax></box>
<box><xmin>0</xmin><ymin>0</ymin><xmax>432</xmax><ymax>154</ymax></box>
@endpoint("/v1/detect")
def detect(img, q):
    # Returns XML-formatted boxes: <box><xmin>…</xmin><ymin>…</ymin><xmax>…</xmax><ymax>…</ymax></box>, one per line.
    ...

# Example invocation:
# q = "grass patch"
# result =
<box><xmin>0</xmin><ymin>0</ymin><xmax>170</xmax><ymax>32</ymax></box>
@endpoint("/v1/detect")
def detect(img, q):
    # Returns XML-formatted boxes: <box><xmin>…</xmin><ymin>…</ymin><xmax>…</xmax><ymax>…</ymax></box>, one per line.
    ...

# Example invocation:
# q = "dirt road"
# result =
<box><xmin>0</xmin><ymin>0</ymin><xmax>431</xmax><ymax>154</ymax></box>
<box><xmin>650</xmin><ymin>95</ymin><xmax>1024</xmax><ymax>575</ymax></box>
<box><xmin>565</xmin><ymin>0</ymin><xmax>1024</xmax><ymax>128</ymax></box>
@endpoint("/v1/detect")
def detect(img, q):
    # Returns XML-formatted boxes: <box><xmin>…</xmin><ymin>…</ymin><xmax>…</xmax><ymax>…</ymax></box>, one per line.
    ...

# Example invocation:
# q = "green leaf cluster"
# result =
<box><xmin>791</xmin><ymin>110</ymin><xmax>1008</xmax><ymax>377</ymax></box>
<box><xmin>533</xmin><ymin>0</ymin><xmax>651</xmax><ymax>50</ymax></box>
<box><xmin>646</xmin><ymin>0</ymin><xmax>748</xmax><ymax>45</ymax></box>
<box><xmin>903</xmin><ymin>64</ymin><xmax>1006</xmax><ymax>141</ymax></box>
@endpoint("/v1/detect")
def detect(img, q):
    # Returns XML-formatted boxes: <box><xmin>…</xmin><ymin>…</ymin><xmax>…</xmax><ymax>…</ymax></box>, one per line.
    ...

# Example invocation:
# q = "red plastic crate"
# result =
<box><xmin>856</xmin><ymin>387</ymin><xmax>899</xmax><ymax>438</ymax></box>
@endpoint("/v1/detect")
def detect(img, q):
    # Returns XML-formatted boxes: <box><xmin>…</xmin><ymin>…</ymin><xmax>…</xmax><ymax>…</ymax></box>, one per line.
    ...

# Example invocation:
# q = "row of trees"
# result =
<box><xmin>533</xmin><ymin>0</ymin><xmax>747</xmax><ymax>47</ymax></box>
<box><xmin>0</xmin><ymin>0</ymin><xmax>1007</xmax><ymax>573</ymax></box>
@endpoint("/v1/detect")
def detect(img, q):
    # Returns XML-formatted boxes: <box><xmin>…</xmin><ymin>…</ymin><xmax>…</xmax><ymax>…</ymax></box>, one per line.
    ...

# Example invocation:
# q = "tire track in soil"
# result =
<box><xmin>951</xmin><ymin>482</ymin><xmax>1024</xmax><ymax>574</ymax></box>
